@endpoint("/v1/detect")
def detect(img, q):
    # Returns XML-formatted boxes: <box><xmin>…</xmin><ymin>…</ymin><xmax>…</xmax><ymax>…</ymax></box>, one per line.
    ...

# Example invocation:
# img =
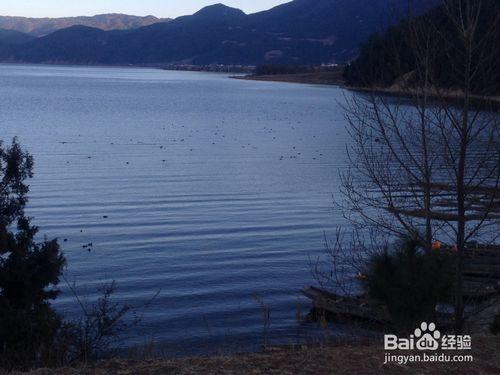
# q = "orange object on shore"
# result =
<box><xmin>432</xmin><ymin>240</ymin><xmax>442</xmax><ymax>250</ymax></box>
<box><xmin>356</xmin><ymin>272</ymin><xmax>368</xmax><ymax>280</ymax></box>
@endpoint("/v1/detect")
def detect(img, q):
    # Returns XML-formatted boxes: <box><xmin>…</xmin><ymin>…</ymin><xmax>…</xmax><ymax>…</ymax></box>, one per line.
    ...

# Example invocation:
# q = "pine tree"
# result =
<box><xmin>0</xmin><ymin>138</ymin><xmax>65</xmax><ymax>370</ymax></box>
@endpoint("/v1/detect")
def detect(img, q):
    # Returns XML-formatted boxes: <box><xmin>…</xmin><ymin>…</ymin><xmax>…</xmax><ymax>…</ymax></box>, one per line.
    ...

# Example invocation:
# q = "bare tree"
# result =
<box><xmin>336</xmin><ymin>0</ymin><xmax>499</xmax><ymax>332</ymax></box>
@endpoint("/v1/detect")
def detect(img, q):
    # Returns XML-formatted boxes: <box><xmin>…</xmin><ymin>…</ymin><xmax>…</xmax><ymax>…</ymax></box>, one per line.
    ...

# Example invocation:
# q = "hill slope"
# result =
<box><xmin>0</xmin><ymin>14</ymin><xmax>170</xmax><ymax>36</ymax></box>
<box><xmin>0</xmin><ymin>0</ymin><xmax>440</xmax><ymax>65</ymax></box>
<box><xmin>343</xmin><ymin>0</ymin><xmax>499</xmax><ymax>94</ymax></box>
<box><xmin>0</xmin><ymin>29</ymin><xmax>35</xmax><ymax>44</ymax></box>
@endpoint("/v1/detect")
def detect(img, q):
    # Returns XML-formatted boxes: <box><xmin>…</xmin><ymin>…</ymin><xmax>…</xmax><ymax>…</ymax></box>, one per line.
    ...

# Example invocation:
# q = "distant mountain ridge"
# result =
<box><xmin>0</xmin><ymin>14</ymin><xmax>170</xmax><ymax>36</ymax></box>
<box><xmin>0</xmin><ymin>0</ymin><xmax>440</xmax><ymax>65</ymax></box>
<box><xmin>0</xmin><ymin>29</ymin><xmax>36</xmax><ymax>44</ymax></box>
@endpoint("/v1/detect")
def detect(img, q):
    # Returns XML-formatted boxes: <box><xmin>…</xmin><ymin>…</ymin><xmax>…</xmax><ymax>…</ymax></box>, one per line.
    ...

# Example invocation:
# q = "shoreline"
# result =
<box><xmin>1</xmin><ymin>60</ymin><xmax>499</xmax><ymax>110</ymax></box>
<box><xmin>233</xmin><ymin>71</ymin><xmax>344</xmax><ymax>86</ymax></box>
<box><xmin>15</xmin><ymin>336</ymin><xmax>500</xmax><ymax>374</ymax></box>
<box><xmin>234</xmin><ymin>73</ymin><xmax>499</xmax><ymax>110</ymax></box>
<box><xmin>0</xmin><ymin>61</ymin><xmax>254</xmax><ymax>73</ymax></box>
<box><xmin>349</xmin><ymin>86</ymin><xmax>500</xmax><ymax>111</ymax></box>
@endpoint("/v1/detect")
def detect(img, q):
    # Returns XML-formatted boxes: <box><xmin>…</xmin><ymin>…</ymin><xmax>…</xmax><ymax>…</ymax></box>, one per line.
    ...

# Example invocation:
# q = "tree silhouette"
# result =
<box><xmin>0</xmin><ymin>138</ymin><xmax>65</xmax><ymax>369</ymax></box>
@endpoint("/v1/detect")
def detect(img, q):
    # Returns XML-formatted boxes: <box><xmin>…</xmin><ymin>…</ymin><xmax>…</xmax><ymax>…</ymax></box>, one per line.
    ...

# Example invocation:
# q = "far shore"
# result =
<box><xmin>234</xmin><ymin>72</ymin><xmax>499</xmax><ymax>111</ymax></box>
<box><xmin>350</xmin><ymin>86</ymin><xmax>500</xmax><ymax>111</ymax></box>
<box><xmin>1</xmin><ymin>62</ymin><xmax>497</xmax><ymax>110</ymax></box>
<box><xmin>232</xmin><ymin>71</ymin><xmax>345</xmax><ymax>86</ymax></box>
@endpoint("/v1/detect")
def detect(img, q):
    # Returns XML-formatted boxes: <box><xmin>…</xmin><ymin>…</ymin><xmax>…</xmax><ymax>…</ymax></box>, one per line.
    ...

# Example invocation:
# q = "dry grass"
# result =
<box><xmin>11</xmin><ymin>336</ymin><xmax>500</xmax><ymax>375</ymax></box>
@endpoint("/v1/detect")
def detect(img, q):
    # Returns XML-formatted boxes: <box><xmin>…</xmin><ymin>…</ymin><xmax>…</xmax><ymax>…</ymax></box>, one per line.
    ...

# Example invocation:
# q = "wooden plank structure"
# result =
<box><xmin>303</xmin><ymin>244</ymin><xmax>500</xmax><ymax>329</ymax></box>
<box><xmin>387</xmin><ymin>183</ymin><xmax>500</xmax><ymax>222</ymax></box>
<box><xmin>306</xmin><ymin>161</ymin><xmax>500</xmax><ymax>326</ymax></box>
<box><xmin>302</xmin><ymin>286</ymin><xmax>393</xmax><ymax>327</ymax></box>
<box><xmin>461</xmin><ymin>244</ymin><xmax>500</xmax><ymax>298</ymax></box>
<box><xmin>302</xmin><ymin>286</ymin><xmax>459</xmax><ymax>330</ymax></box>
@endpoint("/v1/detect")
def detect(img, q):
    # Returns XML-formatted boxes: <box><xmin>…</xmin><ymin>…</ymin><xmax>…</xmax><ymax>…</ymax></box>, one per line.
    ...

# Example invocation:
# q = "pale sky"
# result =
<box><xmin>0</xmin><ymin>0</ymin><xmax>291</xmax><ymax>18</ymax></box>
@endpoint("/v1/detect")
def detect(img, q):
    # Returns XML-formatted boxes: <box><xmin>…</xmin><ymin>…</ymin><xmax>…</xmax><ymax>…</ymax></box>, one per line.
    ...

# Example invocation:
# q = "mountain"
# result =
<box><xmin>0</xmin><ymin>0</ymin><xmax>440</xmax><ymax>66</ymax></box>
<box><xmin>343</xmin><ymin>0</ymin><xmax>499</xmax><ymax>94</ymax></box>
<box><xmin>0</xmin><ymin>29</ymin><xmax>35</xmax><ymax>44</ymax></box>
<box><xmin>0</xmin><ymin>14</ymin><xmax>170</xmax><ymax>36</ymax></box>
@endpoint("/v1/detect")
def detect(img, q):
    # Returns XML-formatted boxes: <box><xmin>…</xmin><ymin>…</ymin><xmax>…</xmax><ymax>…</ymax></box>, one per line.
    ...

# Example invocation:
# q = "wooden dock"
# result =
<box><xmin>303</xmin><ymin>244</ymin><xmax>500</xmax><ymax>330</ymax></box>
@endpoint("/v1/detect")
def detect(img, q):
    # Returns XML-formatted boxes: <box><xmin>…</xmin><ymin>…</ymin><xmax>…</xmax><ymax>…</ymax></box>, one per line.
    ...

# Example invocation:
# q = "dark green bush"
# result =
<box><xmin>364</xmin><ymin>237</ymin><xmax>453</xmax><ymax>333</ymax></box>
<box><xmin>0</xmin><ymin>138</ymin><xmax>66</xmax><ymax>370</ymax></box>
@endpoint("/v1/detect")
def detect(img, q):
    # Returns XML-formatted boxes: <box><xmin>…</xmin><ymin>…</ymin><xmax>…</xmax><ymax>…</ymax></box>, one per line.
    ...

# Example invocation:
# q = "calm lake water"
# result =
<box><xmin>0</xmin><ymin>64</ymin><xmax>352</xmax><ymax>355</ymax></box>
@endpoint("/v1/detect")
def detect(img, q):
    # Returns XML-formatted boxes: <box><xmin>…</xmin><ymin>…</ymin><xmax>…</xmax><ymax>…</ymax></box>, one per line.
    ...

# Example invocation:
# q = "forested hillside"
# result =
<box><xmin>344</xmin><ymin>0</ymin><xmax>500</xmax><ymax>94</ymax></box>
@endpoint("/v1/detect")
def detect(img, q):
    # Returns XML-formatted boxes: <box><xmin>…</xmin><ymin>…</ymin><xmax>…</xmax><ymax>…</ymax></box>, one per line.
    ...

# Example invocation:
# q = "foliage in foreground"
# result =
<box><xmin>0</xmin><ymin>139</ymin><xmax>141</xmax><ymax>371</ymax></box>
<box><xmin>363</xmin><ymin>237</ymin><xmax>453</xmax><ymax>333</ymax></box>
<box><xmin>0</xmin><ymin>138</ymin><xmax>65</xmax><ymax>368</ymax></box>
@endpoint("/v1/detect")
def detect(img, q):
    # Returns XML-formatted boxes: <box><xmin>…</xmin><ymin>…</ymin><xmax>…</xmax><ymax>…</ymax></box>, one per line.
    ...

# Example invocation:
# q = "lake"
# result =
<box><xmin>0</xmin><ymin>64</ymin><xmax>352</xmax><ymax>355</ymax></box>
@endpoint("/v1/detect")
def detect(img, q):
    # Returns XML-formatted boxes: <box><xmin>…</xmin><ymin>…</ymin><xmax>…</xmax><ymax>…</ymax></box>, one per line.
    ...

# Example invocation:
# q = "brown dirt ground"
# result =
<box><xmin>13</xmin><ymin>336</ymin><xmax>500</xmax><ymax>375</ymax></box>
